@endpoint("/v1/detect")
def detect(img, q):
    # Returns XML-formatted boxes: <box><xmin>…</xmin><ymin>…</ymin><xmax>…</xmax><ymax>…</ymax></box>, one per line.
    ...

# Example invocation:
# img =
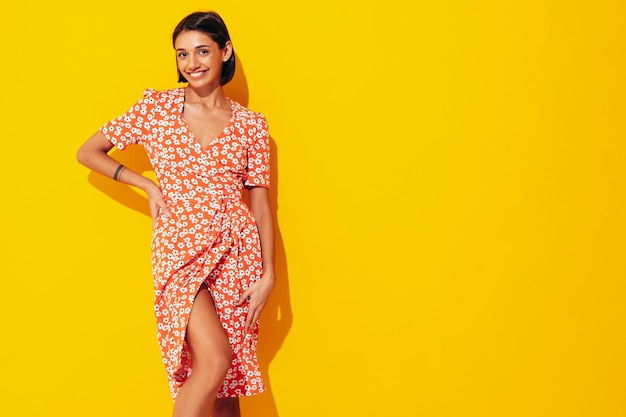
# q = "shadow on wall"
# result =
<box><xmin>86</xmin><ymin>54</ymin><xmax>292</xmax><ymax>417</ymax></box>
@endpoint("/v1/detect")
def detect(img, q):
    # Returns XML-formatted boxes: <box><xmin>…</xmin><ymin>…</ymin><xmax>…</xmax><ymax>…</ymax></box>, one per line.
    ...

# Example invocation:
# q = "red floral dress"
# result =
<box><xmin>101</xmin><ymin>87</ymin><xmax>269</xmax><ymax>398</ymax></box>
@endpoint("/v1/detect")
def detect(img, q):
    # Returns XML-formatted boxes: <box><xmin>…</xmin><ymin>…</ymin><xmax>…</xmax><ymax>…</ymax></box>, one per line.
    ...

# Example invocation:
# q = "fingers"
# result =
<box><xmin>237</xmin><ymin>278</ymin><xmax>274</xmax><ymax>332</ymax></box>
<box><xmin>150</xmin><ymin>202</ymin><xmax>162</xmax><ymax>227</ymax></box>
<box><xmin>244</xmin><ymin>300</ymin><xmax>264</xmax><ymax>333</ymax></box>
<box><xmin>236</xmin><ymin>289</ymin><xmax>250</xmax><ymax>306</ymax></box>
<box><xmin>245</xmin><ymin>308</ymin><xmax>259</xmax><ymax>333</ymax></box>
<box><xmin>149</xmin><ymin>190</ymin><xmax>170</xmax><ymax>228</ymax></box>
<box><xmin>152</xmin><ymin>196</ymin><xmax>170</xmax><ymax>216</ymax></box>
<box><xmin>150</xmin><ymin>204</ymin><xmax>159</xmax><ymax>228</ymax></box>
<box><xmin>146</xmin><ymin>184</ymin><xmax>170</xmax><ymax>216</ymax></box>
<box><xmin>236</xmin><ymin>289</ymin><xmax>262</xmax><ymax>333</ymax></box>
<box><xmin>158</xmin><ymin>200</ymin><xmax>171</xmax><ymax>217</ymax></box>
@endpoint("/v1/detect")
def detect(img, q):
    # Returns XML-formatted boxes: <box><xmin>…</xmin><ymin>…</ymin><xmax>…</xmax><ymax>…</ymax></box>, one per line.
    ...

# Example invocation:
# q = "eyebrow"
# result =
<box><xmin>175</xmin><ymin>44</ymin><xmax>212</xmax><ymax>51</ymax></box>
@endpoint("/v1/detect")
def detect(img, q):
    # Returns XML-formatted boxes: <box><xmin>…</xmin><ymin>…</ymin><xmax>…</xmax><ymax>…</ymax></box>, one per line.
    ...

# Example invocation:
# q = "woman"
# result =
<box><xmin>77</xmin><ymin>11</ymin><xmax>275</xmax><ymax>417</ymax></box>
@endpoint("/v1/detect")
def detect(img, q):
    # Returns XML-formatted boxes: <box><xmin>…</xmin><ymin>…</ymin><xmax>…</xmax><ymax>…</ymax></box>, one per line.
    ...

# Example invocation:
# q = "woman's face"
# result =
<box><xmin>174</xmin><ymin>30</ymin><xmax>232</xmax><ymax>89</ymax></box>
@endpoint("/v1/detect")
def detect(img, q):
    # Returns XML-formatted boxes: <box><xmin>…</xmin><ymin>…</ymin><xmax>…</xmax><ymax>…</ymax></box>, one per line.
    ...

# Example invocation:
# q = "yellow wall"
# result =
<box><xmin>1</xmin><ymin>1</ymin><xmax>625</xmax><ymax>416</ymax></box>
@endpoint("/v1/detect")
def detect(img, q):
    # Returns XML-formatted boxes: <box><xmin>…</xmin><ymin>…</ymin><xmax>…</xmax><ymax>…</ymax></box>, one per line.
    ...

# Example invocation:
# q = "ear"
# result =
<box><xmin>222</xmin><ymin>40</ymin><xmax>233</xmax><ymax>62</ymax></box>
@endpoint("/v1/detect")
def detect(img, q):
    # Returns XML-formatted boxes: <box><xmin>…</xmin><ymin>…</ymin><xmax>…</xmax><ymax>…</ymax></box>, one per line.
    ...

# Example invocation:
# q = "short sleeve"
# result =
<box><xmin>100</xmin><ymin>89</ymin><xmax>156</xmax><ymax>151</ymax></box>
<box><xmin>244</xmin><ymin>114</ymin><xmax>271</xmax><ymax>188</ymax></box>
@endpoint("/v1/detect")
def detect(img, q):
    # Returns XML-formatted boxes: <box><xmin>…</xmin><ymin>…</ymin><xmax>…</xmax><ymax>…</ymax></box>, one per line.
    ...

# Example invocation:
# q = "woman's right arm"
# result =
<box><xmin>76</xmin><ymin>131</ymin><xmax>170</xmax><ymax>224</ymax></box>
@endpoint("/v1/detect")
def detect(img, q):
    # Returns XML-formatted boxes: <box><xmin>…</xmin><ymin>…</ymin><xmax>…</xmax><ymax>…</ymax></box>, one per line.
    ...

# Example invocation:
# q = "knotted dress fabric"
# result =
<box><xmin>100</xmin><ymin>88</ymin><xmax>270</xmax><ymax>398</ymax></box>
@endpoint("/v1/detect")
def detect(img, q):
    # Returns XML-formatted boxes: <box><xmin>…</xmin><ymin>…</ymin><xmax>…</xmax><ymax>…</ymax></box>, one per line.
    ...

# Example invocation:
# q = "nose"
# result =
<box><xmin>188</xmin><ymin>54</ymin><xmax>200</xmax><ymax>69</ymax></box>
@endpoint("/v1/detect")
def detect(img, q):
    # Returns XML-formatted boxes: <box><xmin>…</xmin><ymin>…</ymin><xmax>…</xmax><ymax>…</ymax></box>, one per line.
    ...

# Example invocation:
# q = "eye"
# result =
<box><xmin>199</xmin><ymin>49</ymin><xmax>209</xmax><ymax>55</ymax></box>
<box><xmin>177</xmin><ymin>52</ymin><xmax>187</xmax><ymax>58</ymax></box>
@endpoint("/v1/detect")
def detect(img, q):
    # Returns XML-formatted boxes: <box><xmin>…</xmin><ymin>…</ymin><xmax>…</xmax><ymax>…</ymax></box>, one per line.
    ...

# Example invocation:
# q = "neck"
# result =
<box><xmin>184</xmin><ymin>84</ymin><xmax>227</xmax><ymax>106</ymax></box>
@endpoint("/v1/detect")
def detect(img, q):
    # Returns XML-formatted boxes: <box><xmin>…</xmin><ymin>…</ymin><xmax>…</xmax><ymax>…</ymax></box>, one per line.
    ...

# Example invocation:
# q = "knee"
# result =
<box><xmin>193</xmin><ymin>348</ymin><xmax>232</xmax><ymax>386</ymax></box>
<box><xmin>210</xmin><ymin>348</ymin><xmax>233</xmax><ymax>377</ymax></box>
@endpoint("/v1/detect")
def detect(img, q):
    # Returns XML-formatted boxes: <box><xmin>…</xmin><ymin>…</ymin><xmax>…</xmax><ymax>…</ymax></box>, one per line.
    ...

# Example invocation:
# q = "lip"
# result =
<box><xmin>186</xmin><ymin>70</ymin><xmax>208</xmax><ymax>79</ymax></box>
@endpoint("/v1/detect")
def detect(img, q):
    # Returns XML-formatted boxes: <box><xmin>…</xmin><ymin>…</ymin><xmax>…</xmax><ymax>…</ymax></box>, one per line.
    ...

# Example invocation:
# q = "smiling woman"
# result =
<box><xmin>75</xmin><ymin>10</ymin><xmax>275</xmax><ymax>417</ymax></box>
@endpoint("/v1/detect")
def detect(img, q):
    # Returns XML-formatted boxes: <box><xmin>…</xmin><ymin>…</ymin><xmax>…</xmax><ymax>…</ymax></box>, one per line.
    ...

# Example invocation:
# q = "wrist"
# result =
<box><xmin>262</xmin><ymin>270</ymin><xmax>275</xmax><ymax>284</ymax></box>
<box><xmin>139</xmin><ymin>178</ymin><xmax>159</xmax><ymax>193</ymax></box>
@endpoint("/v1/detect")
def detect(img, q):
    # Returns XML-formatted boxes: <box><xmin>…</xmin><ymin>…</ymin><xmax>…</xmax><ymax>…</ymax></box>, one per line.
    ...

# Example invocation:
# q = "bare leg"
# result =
<box><xmin>213</xmin><ymin>397</ymin><xmax>241</xmax><ymax>417</ymax></box>
<box><xmin>172</xmin><ymin>285</ymin><xmax>232</xmax><ymax>417</ymax></box>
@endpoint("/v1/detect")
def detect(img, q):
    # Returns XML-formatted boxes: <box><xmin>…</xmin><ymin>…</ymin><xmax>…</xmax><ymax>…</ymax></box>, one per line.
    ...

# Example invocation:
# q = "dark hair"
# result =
<box><xmin>172</xmin><ymin>11</ymin><xmax>236</xmax><ymax>86</ymax></box>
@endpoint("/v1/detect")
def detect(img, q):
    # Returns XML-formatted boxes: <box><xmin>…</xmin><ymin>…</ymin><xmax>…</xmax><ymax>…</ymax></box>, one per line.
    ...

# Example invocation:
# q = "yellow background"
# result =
<box><xmin>1</xmin><ymin>1</ymin><xmax>625</xmax><ymax>416</ymax></box>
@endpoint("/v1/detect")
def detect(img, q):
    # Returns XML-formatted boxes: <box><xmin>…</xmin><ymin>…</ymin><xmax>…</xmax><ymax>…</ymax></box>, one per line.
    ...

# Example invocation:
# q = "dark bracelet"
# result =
<box><xmin>113</xmin><ymin>164</ymin><xmax>126</xmax><ymax>181</ymax></box>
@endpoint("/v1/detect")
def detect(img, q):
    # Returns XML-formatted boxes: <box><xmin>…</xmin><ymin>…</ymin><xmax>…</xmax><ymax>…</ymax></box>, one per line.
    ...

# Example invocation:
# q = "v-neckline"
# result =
<box><xmin>178</xmin><ymin>88</ymin><xmax>236</xmax><ymax>150</ymax></box>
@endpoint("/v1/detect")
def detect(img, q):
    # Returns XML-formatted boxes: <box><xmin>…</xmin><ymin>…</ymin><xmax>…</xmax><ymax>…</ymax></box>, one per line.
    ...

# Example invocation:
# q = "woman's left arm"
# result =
<box><xmin>238</xmin><ymin>186</ymin><xmax>275</xmax><ymax>332</ymax></box>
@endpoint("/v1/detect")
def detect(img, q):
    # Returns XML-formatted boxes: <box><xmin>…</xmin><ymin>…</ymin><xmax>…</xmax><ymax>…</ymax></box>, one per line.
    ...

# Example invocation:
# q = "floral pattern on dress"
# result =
<box><xmin>101</xmin><ymin>87</ymin><xmax>270</xmax><ymax>398</ymax></box>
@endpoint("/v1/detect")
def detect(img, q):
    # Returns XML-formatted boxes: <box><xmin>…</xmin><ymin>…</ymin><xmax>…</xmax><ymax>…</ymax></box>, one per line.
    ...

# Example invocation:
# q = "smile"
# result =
<box><xmin>187</xmin><ymin>70</ymin><xmax>208</xmax><ymax>79</ymax></box>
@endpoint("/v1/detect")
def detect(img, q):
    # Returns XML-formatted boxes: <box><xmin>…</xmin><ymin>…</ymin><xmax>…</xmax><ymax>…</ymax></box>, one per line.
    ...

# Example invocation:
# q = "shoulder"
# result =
<box><xmin>140</xmin><ymin>87</ymin><xmax>185</xmax><ymax>105</ymax></box>
<box><xmin>230</xmin><ymin>99</ymin><xmax>269</xmax><ymax>129</ymax></box>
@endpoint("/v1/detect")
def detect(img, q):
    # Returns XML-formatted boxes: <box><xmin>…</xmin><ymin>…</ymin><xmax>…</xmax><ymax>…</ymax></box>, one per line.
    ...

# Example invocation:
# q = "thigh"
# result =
<box><xmin>186</xmin><ymin>285</ymin><xmax>232</xmax><ymax>364</ymax></box>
